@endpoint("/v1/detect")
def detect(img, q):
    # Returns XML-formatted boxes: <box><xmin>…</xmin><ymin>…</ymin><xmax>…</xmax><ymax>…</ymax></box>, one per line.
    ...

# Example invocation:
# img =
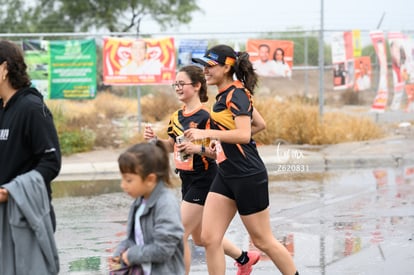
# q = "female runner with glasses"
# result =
<box><xmin>144</xmin><ymin>64</ymin><xmax>265</xmax><ymax>275</ymax></box>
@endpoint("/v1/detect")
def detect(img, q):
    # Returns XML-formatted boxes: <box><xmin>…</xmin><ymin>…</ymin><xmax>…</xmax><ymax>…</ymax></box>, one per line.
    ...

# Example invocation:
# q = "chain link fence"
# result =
<box><xmin>2</xmin><ymin>29</ymin><xmax>414</xmax><ymax>107</ymax></box>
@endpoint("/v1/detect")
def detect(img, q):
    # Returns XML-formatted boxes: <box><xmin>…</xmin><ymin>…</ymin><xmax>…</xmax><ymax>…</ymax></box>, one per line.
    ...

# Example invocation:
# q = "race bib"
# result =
<box><xmin>214</xmin><ymin>140</ymin><xmax>227</xmax><ymax>164</ymax></box>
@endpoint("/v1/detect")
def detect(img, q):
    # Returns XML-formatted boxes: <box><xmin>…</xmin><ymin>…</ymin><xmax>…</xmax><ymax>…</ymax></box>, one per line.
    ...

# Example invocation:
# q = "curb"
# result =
<box><xmin>56</xmin><ymin>136</ymin><xmax>414</xmax><ymax>182</ymax></box>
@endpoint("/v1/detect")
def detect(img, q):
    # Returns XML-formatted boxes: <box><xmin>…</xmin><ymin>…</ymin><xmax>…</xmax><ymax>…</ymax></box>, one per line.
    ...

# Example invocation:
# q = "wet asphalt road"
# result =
<box><xmin>53</xmin><ymin>167</ymin><xmax>414</xmax><ymax>275</ymax></box>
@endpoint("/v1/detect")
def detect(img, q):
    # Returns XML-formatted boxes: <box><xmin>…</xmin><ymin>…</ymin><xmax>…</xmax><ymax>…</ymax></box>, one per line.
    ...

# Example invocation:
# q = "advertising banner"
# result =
<box><xmin>178</xmin><ymin>39</ymin><xmax>208</xmax><ymax>67</ymax></box>
<box><xmin>331</xmin><ymin>31</ymin><xmax>355</xmax><ymax>90</ymax></box>
<box><xmin>24</xmin><ymin>39</ymin><xmax>97</xmax><ymax>99</ymax></box>
<box><xmin>370</xmin><ymin>31</ymin><xmax>388</xmax><ymax>112</ymax></box>
<box><xmin>352</xmin><ymin>30</ymin><xmax>362</xmax><ymax>57</ymax></box>
<box><xmin>353</xmin><ymin>56</ymin><xmax>372</xmax><ymax>92</ymax></box>
<box><xmin>246</xmin><ymin>39</ymin><xmax>294</xmax><ymax>78</ymax></box>
<box><xmin>405</xmin><ymin>84</ymin><xmax>414</xmax><ymax>112</ymax></box>
<box><xmin>103</xmin><ymin>37</ymin><xmax>175</xmax><ymax>85</ymax></box>
<box><xmin>388</xmin><ymin>32</ymin><xmax>408</xmax><ymax>110</ymax></box>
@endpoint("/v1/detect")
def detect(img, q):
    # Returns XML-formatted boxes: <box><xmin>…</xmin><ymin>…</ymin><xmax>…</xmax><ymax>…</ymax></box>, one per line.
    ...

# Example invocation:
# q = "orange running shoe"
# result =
<box><xmin>235</xmin><ymin>251</ymin><xmax>261</xmax><ymax>275</ymax></box>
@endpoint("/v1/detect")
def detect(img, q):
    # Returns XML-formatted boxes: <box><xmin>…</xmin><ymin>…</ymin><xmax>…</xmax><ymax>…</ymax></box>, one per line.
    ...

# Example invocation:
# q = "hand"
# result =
<box><xmin>209</xmin><ymin>139</ymin><xmax>218</xmax><ymax>152</ymax></box>
<box><xmin>177</xmin><ymin>140</ymin><xmax>200</xmax><ymax>155</ymax></box>
<box><xmin>108</xmin><ymin>256</ymin><xmax>121</xmax><ymax>270</ymax></box>
<box><xmin>143</xmin><ymin>124</ymin><xmax>156</xmax><ymax>141</ymax></box>
<box><xmin>121</xmin><ymin>251</ymin><xmax>130</xmax><ymax>266</ymax></box>
<box><xmin>0</xmin><ymin>188</ymin><xmax>8</xmax><ymax>203</ymax></box>
<box><xmin>184</xmin><ymin>128</ymin><xmax>205</xmax><ymax>142</ymax></box>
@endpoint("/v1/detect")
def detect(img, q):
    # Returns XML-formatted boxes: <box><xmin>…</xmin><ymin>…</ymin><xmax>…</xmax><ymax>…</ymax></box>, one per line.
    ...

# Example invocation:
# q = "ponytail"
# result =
<box><xmin>233</xmin><ymin>51</ymin><xmax>258</xmax><ymax>94</ymax></box>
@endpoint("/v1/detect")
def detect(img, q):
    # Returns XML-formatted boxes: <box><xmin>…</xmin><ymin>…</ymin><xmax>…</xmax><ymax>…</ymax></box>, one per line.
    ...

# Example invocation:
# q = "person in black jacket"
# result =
<box><xmin>0</xmin><ymin>40</ymin><xmax>61</xmax><ymax>231</ymax></box>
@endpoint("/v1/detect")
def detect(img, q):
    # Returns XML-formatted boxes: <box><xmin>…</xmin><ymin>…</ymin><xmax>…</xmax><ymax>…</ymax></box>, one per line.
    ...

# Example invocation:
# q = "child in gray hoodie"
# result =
<box><xmin>109</xmin><ymin>141</ymin><xmax>184</xmax><ymax>275</ymax></box>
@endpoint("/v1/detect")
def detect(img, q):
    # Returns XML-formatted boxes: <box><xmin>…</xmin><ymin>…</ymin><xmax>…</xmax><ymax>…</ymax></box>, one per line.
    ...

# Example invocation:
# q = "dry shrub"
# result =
<box><xmin>269</xmin><ymin>172</ymin><xmax>330</xmax><ymax>182</ymax></box>
<box><xmin>48</xmin><ymin>92</ymin><xmax>136</xmax><ymax>129</ymax></box>
<box><xmin>341</xmin><ymin>90</ymin><xmax>361</xmax><ymax>105</ymax></box>
<box><xmin>48</xmin><ymin>93</ymin><xmax>140</xmax><ymax>152</ymax></box>
<box><xmin>46</xmin><ymin>100</ymin><xmax>97</xmax><ymax>132</ymax></box>
<box><xmin>94</xmin><ymin>92</ymin><xmax>136</xmax><ymax>119</ymax></box>
<box><xmin>127</xmin><ymin>117</ymin><xmax>170</xmax><ymax>145</ymax></box>
<box><xmin>322</xmin><ymin>112</ymin><xmax>384</xmax><ymax>143</ymax></box>
<box><xmin>141</xmin><ymin>90</ymin><xmax>181</xmax><ymax>122</ymax></box>
<box><xmin>50</xmin><ymin>90</ymin><xmax>386</xmax><ymax>155</ymax></box>
<box><xmin>253</xmin><ymin>97</ymin><xmax>384</xmax><ymax>145</ymax></box>
<box><xmin>254</xmin><ymin>99</ymin><xmax>323</xmax><ymax>145</ymax></box>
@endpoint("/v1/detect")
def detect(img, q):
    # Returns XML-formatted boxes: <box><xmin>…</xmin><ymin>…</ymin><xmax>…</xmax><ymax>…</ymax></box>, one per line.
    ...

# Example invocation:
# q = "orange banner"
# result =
<box><xmin>246</xmin><ymin>39</ymin><xmax>294</xmax><ymax>78</ymax></box>
<box><xmin>353</xmin><ymin>56</ymin><xmax>372</xmax><ymax>92</ymax></box>
<box><xmin>103</xmin><ymin>37</ymin><xmax>176</xmax><ymax>85</ymax></box>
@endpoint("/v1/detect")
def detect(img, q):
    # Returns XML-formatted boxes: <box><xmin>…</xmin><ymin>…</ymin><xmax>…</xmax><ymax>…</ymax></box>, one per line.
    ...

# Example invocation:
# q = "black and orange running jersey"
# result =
<box><xmin>168</xmin><ymin>105</ymin><xmax>215</xmax><ymax>172</ymax></box>
<box><xmin>210</xmin><ymin>80</ymin><xmax>265</xmax><ymax>177</ymax></box>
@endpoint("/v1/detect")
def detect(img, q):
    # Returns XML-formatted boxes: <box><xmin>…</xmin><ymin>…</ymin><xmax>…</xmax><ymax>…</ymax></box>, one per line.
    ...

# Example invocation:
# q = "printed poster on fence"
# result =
<box><xmin>352</xmin><ymin>30</ymin><xmax>362</xmax><ymax>58</ymax></box>
<box><xmin>23</xmin><ymin>39</ymin><xmax>97</xmax><ymax>99</ymax></box>
<box><xmin>178</xmin><ymin>39</ymin><xmax>208</xmax><ymax>67</ymax></box>
<box><xmin>353</xmin><ymin>56</ymin><xmax>372</xmax><ymax>92</ymax></box>
<box><xmin>331</xmin><ymin>31</ymin><xmax>355</xmax><ymax>90</ymax></box>
<box><xmin>370</xmin><ymin>31</ymin><xmax>388</xmax><ymax>112</ymax></box>
<box><xmin>246</xmin><ymin>39</ymin><xmax>294</xmax><ymax>78</ymax></box>
<box><xmin>103</xmin><ymin>37</ymin><xmax>176</xmax><ymax>85</ymax></box>
<box><xmin>388</xmin><ymin>32</ymin><xmax>409</xmax><ymax>111</ymax></box>
<box><xmin>405</xmin><ymin>84</ymin><xmax>414</xmax><ymax>112</ymax></box>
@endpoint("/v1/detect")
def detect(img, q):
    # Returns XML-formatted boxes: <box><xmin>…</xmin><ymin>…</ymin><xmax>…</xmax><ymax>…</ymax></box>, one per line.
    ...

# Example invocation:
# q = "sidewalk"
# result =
<box><xmin>57</xmin><ymin>135</ymin><xmax>414</xmax><ymax>182</ymax></box>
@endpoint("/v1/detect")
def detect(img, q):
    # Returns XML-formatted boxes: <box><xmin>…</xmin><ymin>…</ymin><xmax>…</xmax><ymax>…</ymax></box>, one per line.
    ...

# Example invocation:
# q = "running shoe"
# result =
<box><xmin>235</xmin><ymin>250</ymin><xmax>261</xmax><ymax>275</ymax></box>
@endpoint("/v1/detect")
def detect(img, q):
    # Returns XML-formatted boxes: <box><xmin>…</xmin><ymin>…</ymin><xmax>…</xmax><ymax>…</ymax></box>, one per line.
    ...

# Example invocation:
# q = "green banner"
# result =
<box><xmin>24</xmin><ymin>39</ymin><xmax>97</xmax><ymax>99</ymax></box>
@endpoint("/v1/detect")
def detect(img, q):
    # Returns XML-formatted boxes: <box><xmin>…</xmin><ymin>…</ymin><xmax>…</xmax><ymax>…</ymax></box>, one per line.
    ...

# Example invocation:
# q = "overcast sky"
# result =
<box><xmin>143</xmin><ymin>0</ymin><xmax>413</xmax><ymax>35</ymax></box>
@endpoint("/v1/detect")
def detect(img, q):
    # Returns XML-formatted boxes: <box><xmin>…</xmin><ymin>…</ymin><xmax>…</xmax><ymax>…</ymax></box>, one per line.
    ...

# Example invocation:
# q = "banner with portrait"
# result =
<box><xmin>353</xmin><ymin>56</ymin><xmax>372</xmax><ymax>92</ymax></box>
<box><xmin>370</xmin><ymin>31</ymin><xmax>388</xmax><ymax>112</ymax></box>
<box><xmin>178</xmin><ymin>39</ymin><xmax>208</xmax><ymax>68</ymax></box>
<box><xmin>388</xmin><ymin>32</ymin><xmax>410</xmax><ymax>111</ymax></box>
<box><xmin>103</xmin><ymin>37</ymin><xmax>176</xmax><ymax>85</ymax></box>
<box><xmin>246</xmin><ymin>39</ymin><xmax>294</xmax><ymax>78</ymax></box>
<box><xmin>24</xmin><ymin>39</ymin><xmax>97</xmax><ymax>99</ymax></box>
<box><xmin>331</xmin><ymin>31</ymin><xmax>355</xmax><ymax>90</ymax></box>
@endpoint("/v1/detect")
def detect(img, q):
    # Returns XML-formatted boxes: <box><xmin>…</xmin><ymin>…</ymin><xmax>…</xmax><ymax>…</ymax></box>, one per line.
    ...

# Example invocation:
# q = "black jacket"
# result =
<box><xmin>0</xmin><ymin>87</ymin><xmax>61</xmax><ymax>201</ymax></box>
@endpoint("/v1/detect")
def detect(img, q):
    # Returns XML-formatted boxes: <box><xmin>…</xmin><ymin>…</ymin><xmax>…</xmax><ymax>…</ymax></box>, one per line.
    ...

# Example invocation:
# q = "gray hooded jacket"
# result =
<box><xmin>114</xmin><ymin>181</ymin><xmax>184</xmax><ymax>275</ymax></box>
<box><xmin>0</xmin><ymin>170</ymin><xmax>59</xmax><ymax>275</ymax></box>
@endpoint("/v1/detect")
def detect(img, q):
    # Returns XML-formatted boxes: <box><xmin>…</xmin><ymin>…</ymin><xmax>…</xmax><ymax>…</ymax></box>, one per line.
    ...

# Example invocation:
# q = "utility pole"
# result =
<box><xmin>319</xmin><ymin>0</ymin><xmax>325</xmax><ymax>119</ymax></box>
<box><xmin>376</xmin><ymin>12</ymin><xmax>386</xmax><ymax>29</ymax></box>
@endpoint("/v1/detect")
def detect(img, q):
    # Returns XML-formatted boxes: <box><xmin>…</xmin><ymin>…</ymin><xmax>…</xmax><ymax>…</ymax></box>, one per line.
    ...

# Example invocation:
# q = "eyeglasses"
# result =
<box><xmin>171</xmin><ymin>82</ymin><xmax>193</xmax><ymax>90</ymax></box>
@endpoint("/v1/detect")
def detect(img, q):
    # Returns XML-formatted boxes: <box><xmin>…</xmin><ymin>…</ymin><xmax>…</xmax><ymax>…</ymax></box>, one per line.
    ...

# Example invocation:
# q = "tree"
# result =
<box><xmin>0</xmin><ymin>0</ymin><xmax>201</xmax><ymax>33</ymax></box>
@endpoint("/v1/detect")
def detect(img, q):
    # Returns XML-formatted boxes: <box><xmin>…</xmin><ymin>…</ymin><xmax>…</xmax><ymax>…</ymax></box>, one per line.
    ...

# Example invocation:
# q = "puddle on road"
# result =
<box><xmin>53</xmin><ymin>166</ymin><xmax>414</xmax><ymax>274</ymax></box>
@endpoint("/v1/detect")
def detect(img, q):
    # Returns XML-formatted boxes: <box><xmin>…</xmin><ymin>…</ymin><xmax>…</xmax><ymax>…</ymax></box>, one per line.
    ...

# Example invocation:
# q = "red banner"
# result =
<box><xmin>103</xmin><ymin>37</ymin><xmax>176</xmax><ymax>85</ymax></box>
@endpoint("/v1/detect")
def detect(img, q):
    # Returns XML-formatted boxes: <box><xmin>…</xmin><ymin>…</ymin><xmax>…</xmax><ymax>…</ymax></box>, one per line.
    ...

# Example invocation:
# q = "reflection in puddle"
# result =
<box><xmin>69</xmin><ymin>256</ymin><xmax>100</xmax><ymax>272</ymax></box>
<box><xmin>53</xmin><ymin>166</ymin><xmax>414</xmax><ymax>274</ymax></box>
<box><xmin>53</xmin><ymin>179</ymin><xmax>122</xmax><ymax>198</ymax></box>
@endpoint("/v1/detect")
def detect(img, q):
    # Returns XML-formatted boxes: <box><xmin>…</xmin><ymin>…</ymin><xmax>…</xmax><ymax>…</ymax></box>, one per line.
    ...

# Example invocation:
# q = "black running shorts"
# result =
<box><xmin>180</xmin><ymin>165</ymin><xmax>217</xmax><ymax>206</ymax></box>
<box><xmin>210</xmin><ymin>170</ymin><xmax>269</xmax><ymax>215</ymax></box>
